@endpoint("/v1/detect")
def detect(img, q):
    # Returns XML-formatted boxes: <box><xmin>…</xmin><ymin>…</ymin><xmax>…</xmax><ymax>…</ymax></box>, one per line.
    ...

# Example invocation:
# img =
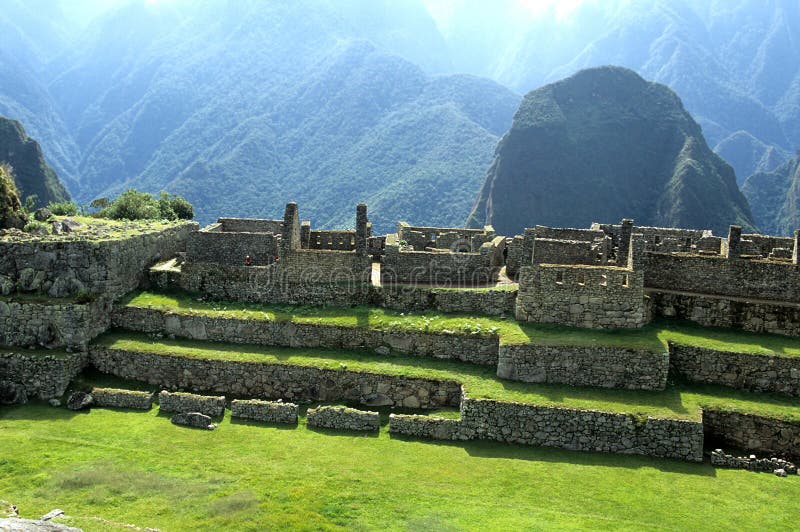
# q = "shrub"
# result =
<box><xmin>0</xmin><ymin>164</ymin><xmax>28</xmax><ymax>229</ymax></box>
<box><xmin>48</xmin><ymin>201</ymin><xmax>79</xmax><ymax>216</ymax></box>
<box><xmin>75</xmin><ymin>290</ymin><xmax>95</xmax><ymax>304</ymax></box>
<box><xmin>23</xmin><ymin>220</ymin><xmax>51</xmax><ymax>235</ymax></box>
<box><xmin>100</xmin><ymin>189</ymin><xmax>194</xmax><ymax>221</ymax></box>
<box><xmin>89</xmin><ymin>198</ymin><xmax>111</xmax><ymax>211</ymax></box>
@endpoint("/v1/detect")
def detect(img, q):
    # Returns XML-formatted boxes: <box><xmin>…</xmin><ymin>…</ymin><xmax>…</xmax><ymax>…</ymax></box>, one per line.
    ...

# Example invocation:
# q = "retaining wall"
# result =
<box><xmin>668</xmin><ymin>342</ymin><xmax>800</xmax><ymax>396</ymax></box>
<box><xmin>388</xmin><ymin>414</ymin><xmax>467</xmax><ymax>440</ymax></box>
<box><xmin>376</xmin><ymin>285</ymin><xmax>517</xmax><ymax>316</ymax></box>
<box><xmin>649</xmin><ymin>290</ymin><xmax>800</xmax><ymax>337</ymax></box>
<box><xmin>460</xmin><ymin>397</ymin><xmax>704</xmax><ymax>461</ymax></box>
<box><xmin>703</xmin><ymin>409</ymin><xmax>800</xmax><ymax>459</ymax></box>
<box><xmin>0</xmin><ymin>298</ymin><xmax>111</xmax><ymax>348</ymax></box>
<box><xmin>112</xmin><ymin>306</ymin><xmax>500</xmax><ymax>366</ymax></box>
<box><xmin>496</xmin><ymin>344</ymin><xmax>668</xmax><ymax>391</ymax></box>
<box><xmin>89</xmin><ymin>346</ymin><xmax>462</xmax><ymax>408</ymax></box>
<box><xmin>0</xmin><ymin>350</ymin><xmax>87</xmax><ymax>399</ymax></box>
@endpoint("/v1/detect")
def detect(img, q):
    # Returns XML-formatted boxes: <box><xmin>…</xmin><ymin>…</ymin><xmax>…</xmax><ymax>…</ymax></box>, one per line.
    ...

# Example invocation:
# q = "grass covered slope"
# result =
<box><xmin>0</xmin><ymin>116</ymin><xmax>69</xmax><ymax>208</ymax></box>
<box><xmin>467</xmin><ymin>66</ymin><xmax>757</xmax><ymax>236</ymax></box>
<box><xmin>742</xmin><ymin>154</ymin><xmax>800</xmax><ymax>236</ymax></box>
<box><xmin>93</xmin><ymin>332</ymin><xmax>800</xmax><ymax>422</ymax></box>
<box><xmin>123</xmin><ymin>290</ymin><xmax>800</xmax><ymax>357</ymax></box>
<box><xmin>1</xmin><ymin>403</ymin><xmax>798</xmax><ymax>531</ymax></box>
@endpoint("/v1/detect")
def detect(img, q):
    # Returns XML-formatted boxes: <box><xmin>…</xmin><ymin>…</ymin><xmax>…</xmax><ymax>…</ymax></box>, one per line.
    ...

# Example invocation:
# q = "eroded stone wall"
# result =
<box><xmin>231</xmin><ymin>399</ymin><xmax>298</xmax><ymax>424</ymax></box>
<box><xmin>91</xmin><ymin>387</ymin><xmax>154</xmax><ymax>410</ymax></box>
<box><xmin>0</xmin><ymin>298</ymin><xmax>111</xmax><ymax>348</ymax></box>
<box><xmin>375</xmin><ymin>285</ymin><xmax>517</xmax><ymax>316</ymax></box>
<box><xmin>158</xmin><ymin>390</ymin><xmax>226</xmax><ymax>417</ymax></box>
<box><xmin>307</xmin><ymin>405</ymin><xmax>380</xmax><ymax>431</ymax></box>
<box><xmin>703</xmin><ymin>409</ymin><xmax>800</xmax><ymax>459</ymax></box>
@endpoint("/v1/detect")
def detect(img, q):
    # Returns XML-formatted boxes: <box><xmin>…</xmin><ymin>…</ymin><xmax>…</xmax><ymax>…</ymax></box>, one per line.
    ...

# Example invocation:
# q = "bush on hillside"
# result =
<box><xmin>47</xmin><ymin>201</ymin><xmax>79</xmax><ymax>216</ymax></box>
<box><xmin>100</xmin><ymin>189</ymin><xmax>194</xmax><ymax>221</ymax></box>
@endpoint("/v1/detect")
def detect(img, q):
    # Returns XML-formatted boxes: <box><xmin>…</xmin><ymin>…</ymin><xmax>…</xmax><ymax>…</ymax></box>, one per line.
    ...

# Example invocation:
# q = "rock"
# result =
<box><xmin>774</xmin><ymin>468</ymin><xmax>787</xmax><ymax>477</ymax></box>
<box><xmin>0</xmin><ymin>381</ymin><xmax>27</xmax><ymax>405</ymax></box>
<box><xmin>171</xmin><ymin>412</ymin><xmax>216</xmax><ymax>429</ymax></box>
<box><xmin>48</xmin><ymin>399</ymin><xmax>62</xmax><ymax>407</ymax></box>
<box><xmin>50</xmin><ymin>221</ymin><xmax>63</xmax><ymax>234</ymax></box>
<box><xmin>40</xmin><ymin>509</ymin><xmax>64</xmax><ymax>521</ymax></box>
<box><xmin>66</xmin><ymin>392</ymin><xmax>93</xmax><ymax>411</ymax></box>
<box><xmin>60</xmin><ymin>218</ymin><xmax>81</xmax><ymax>233</ymax></box>
<box><xmin>362</xmin><ymin>393</ymin><xmax>393</xmax><ymax>407</ymax></box>
<box><xmin>0</xmin><ymin>275</ymin><xmax>13</xmax><ymax>296</ymax></box>
<box><xmin>33</xmin><ymin>208</ymin><xmax>53</xmax><ymax>222</ymax></box>
<box><xmin>374</xmin><ymin>346</ymin><xmax>390</xmax><ymax>356</ymax></box>
<box><xmin>0</xmin><ymin>517</ymin><xmax>82</xmax><ymax>531</ymax></box>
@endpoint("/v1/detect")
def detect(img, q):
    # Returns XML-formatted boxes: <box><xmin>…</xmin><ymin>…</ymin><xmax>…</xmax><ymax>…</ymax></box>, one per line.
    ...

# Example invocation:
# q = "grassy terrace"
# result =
<box><xmin>123</xmin><ymin>290</ymin><xmax>800</xmax><ymax>356</ymax></box>
<box><xmin>94</xmin><ymin>332</ymin><xmax>800</xmax><ymax>422</ymax></box>
<box><xmin>3</xmin><ymin>403</ymin><xmax>798</xmax><ymax>531</ymax></box>
<box><xmin>0</xmin><ymin>216</ymin><xmax>189</xmax><ymax>243</ymax></box>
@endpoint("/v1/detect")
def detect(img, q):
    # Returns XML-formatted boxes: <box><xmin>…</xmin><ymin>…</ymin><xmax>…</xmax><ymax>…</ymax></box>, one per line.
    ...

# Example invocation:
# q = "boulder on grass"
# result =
<box><xmin>171</xmin><ymin>412</ymin><xmax>216</xmax><ymax>430</ymax></box>
<box><xmin>66</xmin><ymin>392</ymin><xmax>93</xmax><ymax>411</ymax></box>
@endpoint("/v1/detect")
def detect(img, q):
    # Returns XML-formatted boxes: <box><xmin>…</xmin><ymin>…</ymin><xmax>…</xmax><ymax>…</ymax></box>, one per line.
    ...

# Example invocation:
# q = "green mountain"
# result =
<box><xmin>742</xmin><ymin>155</ymin><xmax>800</xmax><ymax>236</ymax></box>
<box><xmin>468</xmin><ymin>67</ymin><xmax>756</xmax><ymax>236</ymax></box>
<box><xmin>0</xmin><ymin>116</ymin><xmax>70</xmax><ymax>207</ymax></box>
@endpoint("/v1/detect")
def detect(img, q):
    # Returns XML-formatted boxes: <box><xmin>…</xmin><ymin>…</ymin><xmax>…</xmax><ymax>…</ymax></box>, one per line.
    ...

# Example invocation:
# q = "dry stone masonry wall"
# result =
<box><xmin>231</xmin><ymin>399</ymin><xmax>298</xmax><ymax>424</ymax></box>
<box><xmin>668</xmin><ymin>342</ymin><xmax>800</xmax><ymax>396</ymax></box>
<box><xmin>0</xmin><ymin>350</ymin><xmax>86</xmax><ymax>399</ymax></box>
<box><xmin>497</xmin><ymin>344</ymin><xmax>669</xmax><ymax>391</ymax></box>
<box><xmin>0</xmin><ymin>299</ymin><xmax>111</xmax><ymax>348</ymax></box>
<box><xmin>703</xmin><ymin>409</ymin><xmax>800</xmax><ymax>459</ymax></box>
<box><xmin>307</xmin><ymin>405</ymin><xmax>380</xmax><ymax>431</ymax></box>
<box><xmin>158</xmin><ymin>390</ymin><xmax>226</xmax><ymax>417</ymax></box>
<box><xmin>91</xmin><ymin>388</ymin><xmax>154</xmax><ymax>410</ymax></box>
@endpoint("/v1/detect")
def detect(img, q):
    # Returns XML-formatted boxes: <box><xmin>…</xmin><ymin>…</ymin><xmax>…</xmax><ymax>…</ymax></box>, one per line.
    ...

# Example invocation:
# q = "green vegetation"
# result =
<box><xmin>468</xmin><ymin>66</ymin><xmax>757</xmax><ymax>236</ymax></box>
<box><xmin>0</xmin><ymin>216</ymin><xmax>188</xmax><ymax>243</ymax></box>
<box><xmin>1</xmin><ymin>402</ymin><xmax>797</xmax><ymax>531</ymax></box>
<box><xmin>742</xmin><ymin>154</ymin><xmax>800</xmax><ymax>236</ymax></box>
<box><xmin>99</xmin><ymin>189</ymin><xmax>194</xmax><ymax>221</ymax></box>
<box><xmin>0</xmin><ymin>163</ymin><xmax>27</xmax><ymax>229</ymax></box>
<box><xmin>94</xmin><ymin>332</ymin><xmax>800</xmax><ymax>422</ymax></box>
<box><xmin>123</xmin><ymin>290</ymin><xmax>800</xmax><ymax>357</ymax></box>
<box><xmin>47</xmin><ymin>200</ymin><xmax>79</xmax><ymax>216</ymax></box>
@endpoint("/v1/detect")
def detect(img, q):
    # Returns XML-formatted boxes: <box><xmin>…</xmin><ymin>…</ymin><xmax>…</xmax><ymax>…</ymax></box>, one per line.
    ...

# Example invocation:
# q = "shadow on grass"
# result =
<box><xmin>229</xmin><ymin>417</ymin><xmax>298</xmax><ymax>430</ymax></box>
<box><xmin>305</xmin><ymin>425</ymin><xmax>380</xmax><ymax>438</ymax></box>
<box><xmin>388</xmin><ymin>432</ymin><xmax>717</xmax><ymax>476</ymax></box>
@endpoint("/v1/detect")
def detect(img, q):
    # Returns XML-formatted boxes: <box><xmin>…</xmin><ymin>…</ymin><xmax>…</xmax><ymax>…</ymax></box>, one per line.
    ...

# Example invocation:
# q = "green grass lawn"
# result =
<box><xmin>122</xmin><ymin>290</ymin><xmax>800</xmax><ymax>356</ymax></box>
<box><xmin>94</xmin><ymin>332</ymin><xmax>800</xmax><ymax>422</ymax></box>
<box><xmin>0</xmin><ymin>403</ymin><xmax>797</xmax><ymax>531</ymax></box>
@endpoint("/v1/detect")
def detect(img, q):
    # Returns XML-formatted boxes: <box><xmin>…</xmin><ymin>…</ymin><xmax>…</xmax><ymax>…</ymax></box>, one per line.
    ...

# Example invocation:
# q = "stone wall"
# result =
<box><xmin>515</xmin><ymin>264</ymin><xmax>647</xmax><ymax>329</ymax></box>
<box><xmin>306</xmin><ymin>405</ymin><xmax>380</xmax><ymax>431</ymax></box>
<box><xmin>375</xmin><ymin>284</ymin><xmax>517</xmax><ymax>316</ymax></box>
<box><xmin>187</xmin><ymin>223</ymin><xmax>279</xmax><ymax>267</ymax></box>
<box><xmin>648</xmin><ymin>290</ymin><xmax>800</xmax><ymax>337</ymax></box>
<box><xmin>496</xmin><ymin>344</ymin><xmax>668</xmax><ymax>391</ymax></box>
<box><xmin>0</xmin><ymin>298</ymin><xmax>111</xmax><ymax>348</ymax></box>
<box><xmin>158</xmin><ymin>390</ymin><xmax>226</xmax><ymax>417</ymax></box>
<box><xmin>0</xmin><ymin>222</ymin><xmax>196</xmax><ymax>299</ymax></box>
<box><xmin>180</xmin><ymin>262</ymin><xmax>372</xmax><ymax>306</ymax></box>
<box><xmin>382</xmin><ymin>238</ymin><xmax>498</xmax><ymax>284</ymax></box>
<box><xmin>112</xmin><ymin>306</ymin><xmax>500</xmax><ymax>366</ymax></box>
<box><xmin>710</xmin><ymin>448</ymin><xmax>797</xmax><ymax>473</ymax></box>
<box><xmin>308</xmin><ymin>230</ymin><xmax>357</xmax><ymax>251</ymax></box>
<box><xmin>703</xmin><ymin>409</ymin><xmax>800</xmax><ymax>459</ymax></box>
<box><xmin>91</xmin><ymin>387</ymin><xmax>154</xmax><ymax>410</ymax></box>
<box><xmin>668</xmin><ymin>342</ymin><xmax>800</xmax><ymax>396</ymax></box>
<box><xmin>0</xmin><ymin>350</ymin><xmax>87</xmax><ymax>399</ymax></box>
<box><xmin>231</xmin><ymin>399</ymin><xmax>298</xmax><ymax>424</ymax></box>
<box><xmin>218</xmin><ymin>218</ymin><xmax>284</xmax><ymax>233</ymax></box>
<box><xmin>644</xmin><ymin>253</ymin><xmax>800</xmax><ymax>302</ymax></box>
<box><xmin>505</xmin><ymin>235</ymin><xmax>524</xmax><ymax>278</ymax></box>
<box><xmin>388</xmin><ymin>414</ymin><xmax>467</xmax><ymax>440</ymax></box>
<box><xmin>89</xmin><ymin>345</ymin><xmax>462</xmax><ymax>408</ymax></box>
<box><xmin>533</xmin><ymin>238</ymin><xmax>601</xmax><ymax>265</ymax></box>
<box><xmin>460</xmin><ymin>397</ymin><xmax>704</xmax><ymax>461</ymax></box>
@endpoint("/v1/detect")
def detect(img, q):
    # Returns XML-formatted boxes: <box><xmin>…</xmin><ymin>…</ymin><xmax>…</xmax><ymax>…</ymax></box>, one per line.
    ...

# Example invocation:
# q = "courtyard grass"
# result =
<box><xmin>93</xmin><ymin>332</ymin><xmax>800</xmax><ymax>422</ymax></box>
<box><xmin>0</xmin><ymin>402</ymin><xmax>798</xmax><ymax>531</ymax></box>
<box><xmin>122</xmin><ymin>289</ymin><xmax>800</xmax><ymax>356</ymax></box>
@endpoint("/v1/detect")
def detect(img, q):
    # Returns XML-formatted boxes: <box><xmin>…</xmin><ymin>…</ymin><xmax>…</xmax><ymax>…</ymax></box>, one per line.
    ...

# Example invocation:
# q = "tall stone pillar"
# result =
<box><xmin>281</xmin><ymin>202</ymin><xmax>300</xmax><ymax>256</ymax></box>
<box><xmin>618</xmin><ymin>218</ymin><xmax>634</xmax><ymax>265</ymax></box>
<box><xmin>726</xmin><ymin>225</ymin><xmax>742</xmax><ymax>259</ymax></box>
<box><xmin>793</xmin><ymin>229</ymin><xmax>800</xmax><ymax>265</ymax></box>
<box><xmin>356</xmin><ymin>203</ymin><xmax>368</xmax><ymax>256</ymax></box>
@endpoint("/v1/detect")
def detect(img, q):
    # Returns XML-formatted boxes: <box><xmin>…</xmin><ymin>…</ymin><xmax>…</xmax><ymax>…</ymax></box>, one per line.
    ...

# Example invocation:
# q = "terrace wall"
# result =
<box><xmin>496</xmin><ymin>344</ymin><xmax>668</xmax><ymax>391</ymax></box>
<box><xmin>89</xmin><ymin>346</ymin><xmax>462</xmax><ymax>409</ymax></box>
<box><xmin>375</xmin><ymin>284</ymin><xmax>517</xmax><ymax>316</ymax></box>
<box><xmin>0</xmin><ymin>298</ymin><xmax>111</xmax><ymax>348</ymax></box>
<box><xmin>187</xmin><ymin>223</ymin><xmax>279</xmax><ymax>266</ymax></box>
<box><xmin>668</xmin><ymin>343</ymin><xmax>800</xmax><ymax>396</ymax></box>
<box><xmin>111</xmin><ymin>306</ymin><xmax>500</xmax><ymax>366</ymax></box>
<box><xmin>0</xmin><ymin>350</ymin><xmax>87</xmax><ymax>399</ymax></box>
<box><xmin>648</xmin><ymin>290</ymin><xmax>800</xmax><ymax>337</ymax></box>
<box><xmin>703</xmin><ymin>409</ymin><xmax>800</xmax><ymax>459</ymax></box>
